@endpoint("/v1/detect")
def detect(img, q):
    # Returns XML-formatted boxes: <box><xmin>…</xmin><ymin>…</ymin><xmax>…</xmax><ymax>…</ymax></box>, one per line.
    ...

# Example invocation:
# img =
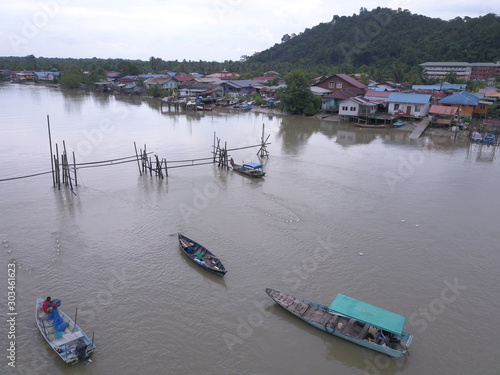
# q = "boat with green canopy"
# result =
<box><xmin>266</xmin><ymin>289</ymin><xmax>413</xmax><ymax>357</ymax></box>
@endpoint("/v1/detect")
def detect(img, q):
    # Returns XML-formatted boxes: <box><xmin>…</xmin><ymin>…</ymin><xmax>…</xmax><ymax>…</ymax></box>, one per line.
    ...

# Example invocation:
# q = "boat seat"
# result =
<box><xmin>357</xmin><ymin>323</ymin><xmax>371</xmax><ymax>339</ymax></box>
<box><xmin>341</xmin><ymin>318</ymin><xmax>356</xmax><ymax>334</ymax></box>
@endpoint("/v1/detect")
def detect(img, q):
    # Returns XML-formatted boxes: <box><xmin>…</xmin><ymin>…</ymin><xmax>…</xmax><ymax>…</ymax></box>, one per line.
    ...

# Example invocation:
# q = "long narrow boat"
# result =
<box><xmin>178</xmin><ymin>233</ymin><xmax>227</xmax><ymax>276</ymax></box>
<box><xmin>265</xmin><ymin>289</ymin><xmax>413</xmax><ymax>357</ymax></box>
<box><xmin>229</xmin><ymin>158</ymin><xmax>265</xmax><ymax>178</ymax></box>
<box><xmin>35</xmin><ymin>298</ymin><xmax>96</xmax><ymax>365</ymax></box>
<box><xmin>354</xmin><ymin>123</ymin><xmax>391</xmax><ymax>128</ymax></box>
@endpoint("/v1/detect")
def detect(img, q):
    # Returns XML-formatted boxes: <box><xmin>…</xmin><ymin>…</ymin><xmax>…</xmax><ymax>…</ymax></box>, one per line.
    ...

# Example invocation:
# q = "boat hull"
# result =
<box><xmin>178</xmin><ymin>233</ymin><xmax>227</xmax><ymax>276</ymax></box>
<box><xmin>265</xmin><ymin>289</ymin><xmax>412</xmax><ymax>358</ymax></box>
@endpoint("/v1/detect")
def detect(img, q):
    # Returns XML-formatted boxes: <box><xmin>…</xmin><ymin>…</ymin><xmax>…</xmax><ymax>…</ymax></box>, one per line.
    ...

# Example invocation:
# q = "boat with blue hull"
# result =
<box><xmin>265</xmin><ymin>288</ymin><xmax>413</xmax><ymax>358</ymax></box>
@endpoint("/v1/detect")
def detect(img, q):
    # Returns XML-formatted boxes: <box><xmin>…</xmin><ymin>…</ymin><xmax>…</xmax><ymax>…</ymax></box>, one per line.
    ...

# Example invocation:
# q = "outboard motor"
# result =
<box><xmin>75</xmin><ymin>339</ymin><xmax>91</xmax><ymax>363</ymax></box>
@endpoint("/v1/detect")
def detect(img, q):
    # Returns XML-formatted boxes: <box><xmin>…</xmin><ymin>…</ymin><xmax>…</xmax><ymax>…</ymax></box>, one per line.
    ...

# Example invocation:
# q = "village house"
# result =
<box><xmin>252</xmin><ymin>76</ymin><xmax>278</xmax><ymax>84</ymax></box>
<box><xmin>204</xmin><ymin>69</ymin><xmax>240</xmax><ymax>80</ymax></box>
<box><xmin>386</xmin><ymin>93</ymin><xmax>432</xmax><ymax>117</ymax></box>
<box><xmin>106</xmin><ymin>71</ymin><xmax>121</xmax><ymax>81</ymax></box>
<box><xmin>143</xmin><ymin>76</ymin><xmax>178</xmax><ymax>90</ymax></box>
<box><xmin>173</xmin><ymin>76</ymin><xmax>197</xmax><ymax>86</ymax></box>
<box><xmin>178</xmin><ymin>82</ymin><xmax>223</xmax><ymax>98</ymax></box>
<box><xmin>428</xmin><ymin>105</ymin><xmax>459</xmax><ymax>127</ymax></box>
<box><xmin>122</xmin><ymin>84</ymin><xmax>141</xmax><ymax>95</ymax></box>
<box><xmin>438</xmin><ymin>91</ymin><xmax>489</xmax><ymax>117</ymax></box>
<box><xmin>313</xmin><ymin>73</ymin><xmax>367</xmax><ymax>94</ymax></box>
<box><xmin>221</xmin><ymin>80</ymin><xmax>261</xmax><ymax>96</ymax></box>
<box><xmin>34</xmin><ymin>71</ymin><xmax>60</xmax><ymax>81</ymax></box>
<box><xmin>11</xmin><ymin>71</ymin><xmax>36</xmax><ymax>81</ymax></box>
<box><xmin>321</xmin><ymin>87</ymin><xmax>365</xmax><ymax>112</ymax></box>
<box><xmin>338</xmin><ymin>96</ymin><xmax>378</xmax><ymax>117</ymax></box>
<box><xmin>479</xmin><ymin>88</ymin><xmax>500</xmax><ymax>101</ymax></box>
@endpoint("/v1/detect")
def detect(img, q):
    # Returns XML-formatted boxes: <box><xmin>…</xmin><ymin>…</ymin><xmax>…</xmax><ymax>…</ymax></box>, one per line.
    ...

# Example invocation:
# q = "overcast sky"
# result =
<box><xmin>1</xmin><ymin>0</ymin><xmax>497</xmax><ymax>62</ymax></box>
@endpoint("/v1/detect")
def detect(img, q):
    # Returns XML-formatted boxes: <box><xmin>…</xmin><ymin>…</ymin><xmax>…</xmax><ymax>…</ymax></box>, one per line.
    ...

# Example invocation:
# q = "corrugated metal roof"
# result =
<box><xmin>429</xmin><ymin>105</ymin><xmax>458</xmax><ymax>115</ymax></box>
<box><xmin>439</xmin><ymin>91</ymin><xmax>479</xmax><ymax>105</ymax></box>
<box><xmin>364</xmin><ymin>88</ymin><xmax>392</xmax><ymax>98</ymax></box>
<box><xmin>387</xmin><ymin>93</ymin><xmax>432</xmax><ymax>104</ymax></box>
<box><xmin>412</xmin><ymin>84</ymin><xmax>467</xmax><ymax>91</ymax></box>
<box><xmin>341</xmin><ymin>96</ymin><xmax>377</xmax><ymax>106</ymax></box>
<box><xmin>324</xmin><ymin>87</ymin><xmax>364</xmax><ymax>99</ymax></box>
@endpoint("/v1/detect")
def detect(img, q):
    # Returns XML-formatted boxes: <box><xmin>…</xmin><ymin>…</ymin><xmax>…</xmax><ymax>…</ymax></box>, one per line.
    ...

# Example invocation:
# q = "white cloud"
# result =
<box><xmin>0</xmin><ymin>0</ymin><xmax>496</xmax><ymax>61</ymax></box>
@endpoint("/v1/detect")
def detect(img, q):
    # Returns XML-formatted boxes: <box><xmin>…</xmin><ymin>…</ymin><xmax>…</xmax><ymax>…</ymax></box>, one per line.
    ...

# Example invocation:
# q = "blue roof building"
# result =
<box><xmin>438</xmin><ymin>91</ymin><xmax>479</xmax><ymax>105</ymax></box>
<box><xmin>386</xmin><ymin>93</ymin><xmax>432</xmax><ymax>117</ymax></box>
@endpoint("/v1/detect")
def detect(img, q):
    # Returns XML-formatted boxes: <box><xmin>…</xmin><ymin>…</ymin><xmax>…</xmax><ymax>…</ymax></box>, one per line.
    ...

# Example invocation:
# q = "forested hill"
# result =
<box><xmin>248</xmin><ymin>8</ymin><xmax>500</xmax><ymax>69</ymax></box>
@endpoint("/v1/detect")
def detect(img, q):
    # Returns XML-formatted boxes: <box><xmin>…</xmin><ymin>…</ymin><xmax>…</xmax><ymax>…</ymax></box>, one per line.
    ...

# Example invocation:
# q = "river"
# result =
<box><xmin>0</xmin><ymin>83</ymin><xmax>499</xmax><ymax>375</ymax></box>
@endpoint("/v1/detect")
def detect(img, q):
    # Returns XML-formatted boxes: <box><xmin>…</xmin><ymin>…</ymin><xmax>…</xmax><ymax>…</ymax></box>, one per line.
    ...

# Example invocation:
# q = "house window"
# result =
<box><xmin>350</xmin><ymin>107</ymin><xmax>356</xmax><ymax>111</ymax></box>
<box><xmin>336</xmin><ymin>82</ymin><xmax>342</xmax><ymax>88</ymax></box>
<box><xmin>479</xmin><ymin>104</ymin><xmax>485</xmax><ymax>110</ymax></box>
<box><xmin>394</xmin><ymin>104</ymin><xmax>400</xmax><ymax>110</ymax></box>
<box><xmin>342</xmin><ymin>106</ymin><xmax>348</xmax><ymax>111</ymax></box>
<box><xmin>415</xmin><ymin>105</ymin><xmax>421</xmax><ymax>112</ymax></box>
<box><xmin>328</xmin><ymin>82</ymin><xmax>335</xmax><ymax>88</ymax></box>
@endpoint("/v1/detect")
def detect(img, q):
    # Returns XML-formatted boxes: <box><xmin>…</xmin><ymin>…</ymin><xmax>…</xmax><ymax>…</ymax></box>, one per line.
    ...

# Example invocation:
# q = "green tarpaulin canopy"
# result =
<box><xmin>328</xmin><ymin>294</ymin><xmax>406</xmax><ymax>335</ymax></box>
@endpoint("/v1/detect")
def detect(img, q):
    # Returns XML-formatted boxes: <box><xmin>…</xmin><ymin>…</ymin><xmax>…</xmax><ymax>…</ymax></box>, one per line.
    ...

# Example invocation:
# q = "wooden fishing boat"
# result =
<box><xmin>265</xmin><ymin>289</ymin><xmax>413</xmax><ymax>358</ymax></box>
<box><xmin>229</xmin><ymin>158</ymin><xmax>265</xmax><ymax>178</ymax></box>
<box><xmin>354</xmin><ymin>123</ymin><xmax>391</xmax><ymax>128</ymax></box>
<box><xmin>178</xmin><ymin>233</ymin><xmax>227</xmax><ymax>276</ymax></box>
<box><xmin>35</xmin><ymin>298</ymin><xmax>96</xmax><ymax>365</ymax></box>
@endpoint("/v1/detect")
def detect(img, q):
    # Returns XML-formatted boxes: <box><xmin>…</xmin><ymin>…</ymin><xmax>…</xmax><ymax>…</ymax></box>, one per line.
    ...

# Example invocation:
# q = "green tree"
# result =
<box><xmin>280</xmin><ymin>70</ymin><xmax>321</xmax><ymax>115</ymax></box>
<box><xmin>147</xmin><ymin>84</ymin><xmax>162</xmax><ymax>97</ymax></box>
<box><xmin>444</xmin><ymin>71</ymin><xmax>459</xmax><ymax>84</ymax></box>
<box><xmin>60</xmin><ymin>73</ymin><xmax>83</xmax><ymax>89</ymax></box>
<box><xmin>117</xmin><ymin>61</ymin><xmax>140</xmax><ymax>76</ymax></box>
<box><xmin>60</xmin><ymin>64</ymin><xmax>84</xmax><ymax>88</ymax></box>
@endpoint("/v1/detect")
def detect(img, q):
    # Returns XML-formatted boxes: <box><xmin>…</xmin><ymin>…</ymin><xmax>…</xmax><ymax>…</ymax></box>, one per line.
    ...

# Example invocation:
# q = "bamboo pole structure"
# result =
<box><xmin>72</xmin><ymin>151</ymin><xmax>77</xmax><ymax>186</ymax></box>
<box><xmin>133</xmin><ymin>142</ymin><xmax>142</xmax><ymax>176</ymax></box>
<box><xmin>55</xmin><ymin>143</ymin><xmax>60</xmax><ymax>190</ymax></box>
<box><xmin>47</xmin><ymin>115</ymin><xmax>55</xmax><ymax>187</ymax></box>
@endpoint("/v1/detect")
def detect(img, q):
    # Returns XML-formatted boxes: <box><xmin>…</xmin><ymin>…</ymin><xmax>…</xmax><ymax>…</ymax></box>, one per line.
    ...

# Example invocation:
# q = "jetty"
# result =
<box><xmin>409</xmin><ymin>117</ymin><xmax>430</xmax><ymax>139</ymax></box>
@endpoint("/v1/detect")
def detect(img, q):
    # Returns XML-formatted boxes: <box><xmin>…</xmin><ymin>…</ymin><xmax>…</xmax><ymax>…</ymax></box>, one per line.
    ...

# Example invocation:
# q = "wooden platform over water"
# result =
<box><xmin>409</xmin><ymin>118</ymin><xmax>430</xmax><ymax>139</ymax></box>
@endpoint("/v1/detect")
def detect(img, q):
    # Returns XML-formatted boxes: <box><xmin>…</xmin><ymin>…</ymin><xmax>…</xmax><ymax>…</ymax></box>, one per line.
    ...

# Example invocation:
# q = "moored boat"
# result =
<box><xmin>354</xmin><ymin>123</ymin><xmax>391</xmax><ymax>128</ymax></box>
<box><xmin>393</xmin><ymin>121</ymin><xmax>406</xmax><ymax>127</ymax></box>
<box><xmin>265</xmin><ymin>288</ymin><xmax>413</xmax><ymax>357</ymax></box>
<box><xmin>229</xmin><ymin>158</ymin><xmax>265</xmax><ymax>178</ymax></box>
<box><xmin>178</xmin><ymin>233</ymin><xmax>227</xmax><ymax>276</ymax></box>
<box><xmin>35</xmin><ymin>298</ymin><xmax>96</xmax><ymax>365</ymax></box>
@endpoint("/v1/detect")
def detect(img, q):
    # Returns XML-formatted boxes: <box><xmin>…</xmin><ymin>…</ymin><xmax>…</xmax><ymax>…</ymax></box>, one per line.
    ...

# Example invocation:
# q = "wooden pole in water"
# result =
<box><xmin>47</xmin><ymin>115</ymin><xmax>55</xmax><ymax>187</ymax></box>
<box><xmin>72</xmin><ymin>151</ymin><xmax>78</xmax><ymax>186</ymax></box>
<box><xmin>63</xmin><ymin>140</ymin><xmax>73</xmax><ymax>190</ymax></box>
<box><xmin>73</xmin><ymin>307</ymin><xmax>78</xmax><ymax>332</ymax></box>
<box><xmin>213</xmin><ymin>132</ymin><xmax>216</xmax><ymax>162</ymax></box>
<box><xmin>133</xmin><ymin>142</ymin><xmax>142</xmax><ymax>175</ymax></box>
<box><xmin>55</xmin><ymin>143</ymin><xmax>60</xmax><ymax>190</ymax></box>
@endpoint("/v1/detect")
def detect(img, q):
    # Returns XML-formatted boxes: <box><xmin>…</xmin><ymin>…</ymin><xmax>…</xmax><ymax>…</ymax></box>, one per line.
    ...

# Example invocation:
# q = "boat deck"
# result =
<box><xmin>267</xmin><ymin>289</ymin><xmax>371</xmax><ymax>339</ymax></box>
